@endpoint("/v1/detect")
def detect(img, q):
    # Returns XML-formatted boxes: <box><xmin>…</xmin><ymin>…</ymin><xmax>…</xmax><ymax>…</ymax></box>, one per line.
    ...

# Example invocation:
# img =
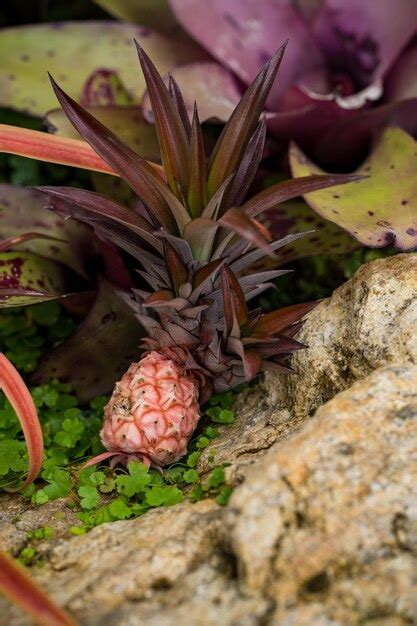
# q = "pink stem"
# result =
<box><xmin>0</xmin><ymin>353</ymin><xmax>43</xmax><ymax>491</ymax></box>
<box><xmin>0</xmin><ymin>552</ymin><xmax>77</xmax><ymax>626</ymax></box>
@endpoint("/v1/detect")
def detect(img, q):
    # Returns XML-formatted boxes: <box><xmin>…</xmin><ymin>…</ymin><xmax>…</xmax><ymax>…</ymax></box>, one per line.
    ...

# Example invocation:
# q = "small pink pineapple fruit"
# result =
<box><xmin>100</xmin><ymin>352</ymin><xmax>200</xmax><ymax>467</ymax></box>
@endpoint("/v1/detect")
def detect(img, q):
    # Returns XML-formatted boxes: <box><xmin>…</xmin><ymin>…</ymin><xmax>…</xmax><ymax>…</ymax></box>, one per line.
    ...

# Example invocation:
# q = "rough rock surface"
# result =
<box><xmin>1</xmin><ymin>253</ymin><xmax>416</xmax><ymax>626</ymax></box>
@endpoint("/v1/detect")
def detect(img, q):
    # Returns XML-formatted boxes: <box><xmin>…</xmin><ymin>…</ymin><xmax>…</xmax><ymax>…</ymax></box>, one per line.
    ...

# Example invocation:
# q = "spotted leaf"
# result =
<box><xmin>290</xmin><ymin>126</ymin><xmax>417</xmax><ymax>250</ymax></box>
<box><xmin>0</xmin><ymin>22</ymin><xmax>204</xmax><ymax>116</ymax></box>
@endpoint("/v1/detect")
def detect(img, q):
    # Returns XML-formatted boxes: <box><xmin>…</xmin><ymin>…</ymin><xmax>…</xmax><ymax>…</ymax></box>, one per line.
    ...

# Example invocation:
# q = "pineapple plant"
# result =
<box><xmin>37</xmin><ymin>42</ymin><xmax>361</xmax><ymax>468</ymax></box>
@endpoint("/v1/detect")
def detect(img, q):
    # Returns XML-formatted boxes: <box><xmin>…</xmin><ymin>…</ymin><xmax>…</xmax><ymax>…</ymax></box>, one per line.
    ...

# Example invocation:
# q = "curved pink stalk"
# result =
<box><xmin>0</xmin><ymin>353</ymin><xmax>43</xmax><ymax>490</ymax></box>
<box><xmin>0</xmin><ymin>124</ymin><xmax>164</xmax><ymax>178</ymax></box>
<box><xmin>82</xmin><ymin>450</ymin><xmax>122</xmax><ymax>468</ymax></box>
<box><xmin>0</xmin><ymin>552</ymin><xmax>77</xmax><ymax>626</ymax></box>
<box><xmin>0</xmin><ymin>123</ymin><xmax>117</xmax><ymax>175</ymax></box>
<box><xmin>0</xmin><ymin>232</ymin><xmax>66</xmax><ymax>253</ymax></box>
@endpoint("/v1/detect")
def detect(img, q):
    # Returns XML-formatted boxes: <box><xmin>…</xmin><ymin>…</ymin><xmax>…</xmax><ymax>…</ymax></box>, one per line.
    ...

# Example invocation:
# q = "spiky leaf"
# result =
<box><xmin>46</xmin><ymin>106</ymin><xmax>160</xmax><ymax>162</ymax></box>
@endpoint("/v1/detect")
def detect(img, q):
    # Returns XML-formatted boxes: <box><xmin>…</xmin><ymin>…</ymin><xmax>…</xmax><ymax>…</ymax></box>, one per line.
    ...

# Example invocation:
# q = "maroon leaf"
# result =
<box><xmin>48</xmin><ymin>75</ymin><xmax>185</xmax><ymax>232</ymax></box>
<box><xmin>243</xmin><ymin>174</ymin><xmax>365</xmax><ymax>218</ymax></box>
<box><xmin>37</xmin><ymin>186</ymin><xmax>162</xmax><ymax>252</ymax></box>
<box><xmin>223</xmin><ymin>119</ymin><xmax>266</xmax><ymax>209</ymax></box>
<box><xmin>254</xmin><ymin>301</ymin><xmax>318</xmax><ymax>336</ymax></box>
<box><xmin>136</xmin><ymin>43</ymin><xmax>190</xmax><ymax>198</ymax></box>
<box><xmin>230</xmin><ymin>232</ymin><xmax>308</xmax><ymax>274</ymax></box>
<box><xmin>168</xmin><ymin>74</ymin><xmax>192</xmax><ymax>138</ymax></box>
<box><xmin>187</xmin><ymin>104</ymin><xmax>206</xmax><ymax>218</ymax></box>
<box><xmin>207</xmin><ymin>43</ymin><xmax>286</xmax><ymax>197</ymax></box>
<box><xmin>220</xmin><ymin>265</ymin><xmax>248</xmax><ymax>334</ymax></box>
<box><xmin>164</xmin><ymin>240</ymin><xmax>189</xmax><ymax>294</ymax></box>
<box><xmin>242</xmin><ymin>348</ymin><xmax>262</xmax><ymax>380</ymax></box>
<box><xmin>219</xmin><ymin>207</ymin><xmax>274</xmax><ymax>256</ymax></box>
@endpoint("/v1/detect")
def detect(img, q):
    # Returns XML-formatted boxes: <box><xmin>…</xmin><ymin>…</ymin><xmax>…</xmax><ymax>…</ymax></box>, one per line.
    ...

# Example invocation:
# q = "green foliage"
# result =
<box><xmin>0</xmin><ymin>302</ymin><xmax>75</xmax><ymax>373</ymax></box>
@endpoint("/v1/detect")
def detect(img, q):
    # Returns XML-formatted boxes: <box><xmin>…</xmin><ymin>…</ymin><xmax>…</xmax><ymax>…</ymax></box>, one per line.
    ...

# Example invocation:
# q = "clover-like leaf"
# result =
<box><xmin>290</xmin><ymin>126</ymin><xmax>417</xmax><ymax>250</ymax></box>
<box><xmin>0</xmin><ymin>22</ymin><xmax>204</xmax><ymax>116</ymax></box>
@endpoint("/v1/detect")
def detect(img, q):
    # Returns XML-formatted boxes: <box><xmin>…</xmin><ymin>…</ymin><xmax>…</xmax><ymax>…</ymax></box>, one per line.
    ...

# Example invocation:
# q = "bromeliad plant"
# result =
<box><xmin>31</xmin><ymin>42</ymin><xmax>361</xmax><ymax>468</ymax></box>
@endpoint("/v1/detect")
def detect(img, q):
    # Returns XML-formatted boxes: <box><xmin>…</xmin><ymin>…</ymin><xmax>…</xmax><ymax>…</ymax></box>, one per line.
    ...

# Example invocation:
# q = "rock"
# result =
<box><xmin>199</xmin><ymin>253</ymin><xmax>417</xmax><ymax>475</ymax></box>
<box><xmin>227</xmin><ymin>365</ymin><xmax>417</xmax><ymax>625</ymax></box>
<box><xmin>264</xmin><ymin>252</ymin><xmax>417</xmax><ymax>422</ymax></box>
<box><xmin>1</xmin><ymin>254</ymin><xmax>416</xmax><ymax>625</ymax></box>
<box><xmin>1</xmin><ymin>499</ymin><xmax>269</xmax><ymax>626</ymax></box>
<box><xmin>0</xmin><ymin>495</ymin><xmax>79</xmax><ymax>553</ymax></box>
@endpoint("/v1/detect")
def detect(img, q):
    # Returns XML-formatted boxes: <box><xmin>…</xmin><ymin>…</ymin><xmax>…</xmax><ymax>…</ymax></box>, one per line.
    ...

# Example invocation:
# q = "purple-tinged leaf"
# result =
<box><xmin>254</xmin><ymin>301</ymin><xmax>318</xmax><ymax>336</ymax></box>
<box><xmin>256</xmin><ymin>337</ymin><xmax>305</xmax><ymax>358</ymax></box>
<box><xmin>36</xmin><ymin>186</ymin><xmax>162</xmax><ymax>252</ymax></box>
<box><xmin>313</xmin><ymin>0</ymin><xmax>417</xmax><ymax>89</ymax></box>
<box><xmin>191</xmin><ymin>258</ymin><xmax>225</xmax><ymax>301</ymax></box>
<box><xmin>168</xmin><ymin>75</ymin><xmax>192</xmax><ymax>138</ymax></box>
<box><xmin>238</xmin><ymin>269</ymin><xmax>291</xmax><ymax>289</ymax></box>
<box><xmin>0</xmin><ymin>551</ymin><xmax>76</xmax><ymax>626</ymax></box>
<box><xmin>46</xmin><ymin>106</ymin><xmax>161</xmax><ymax>162</ymax></box>
<box><xmin>219</xmin><ymin>207</ymin><xmax>274</xmax><ymax>256</ymax></box>
<box><xmin>312</xmin><ymin>98</ymin><xmax>417</xmax><ymax>170</ymax></box>
<box><xmin>223</xmin><ymin>119</ymin><xmax>266</xmax><ymax>209</ymax></box>
<box><xmin>385</xmin><ymin>44</ymin><xmax>417</xmax><ymax>103</ymax></box>
<box><xmin>32</xmin><ymin>281</ymin><xmax>145</xmax><ymax>402</ymax></box>
<box><xmin>143</xmin><ymin>62</ymin><xmax>241</xmax><ymax>124</ymax></box>
<box><xmin>48</xmin><ymin>77</ymin><xmax>189</xmax><ymax>233</ymax></box>
<box><xmin>290</xmin><ymin>127</ymin><xmax>417</xmax><ymax>251</ymax></box>
<box><xmin>164</xmin><ymin>241</ymin><xmax>189</xmax><ymax>293</ymax></box>
<box><xmin>192</xmin><ymin>258</ymin><xmax>224</xmax><ymax>290</ymax></box>
<box><xmin>136</xmin><ymin>42</ymin><xmax>190</xmax><ymax>198</ymax></box>
<box><xmin>187</xmin><ymin>104</ymin><xmax>206</xmax><ymax>218</ymax></box>
<box><xmin>169</xmin><ymin>0</ymin><xmax>324</xmax><ymax>108</ymax></box>
<box><xmin>202</xmin><ymin>175</ymin><xmax>235</xmax><ymax>221</ymax></box>
<box><xmin>96</xmin><ymin>237</ymin><xmax>134</xmax><ymax>290</ymax></box>
<box><xmin>220</xmin><ymin>265</ymin><xmax>248</xmax><ymax>334</ymax></box>
<box><xmin>243</xmin><ymin>174</ymin><xmax>365</xmax><ymax>218</ymax></box>
<box><xmin>230</xmin><ymin>232</ymin><xmax>309</xmax><ymax>274</ymax></box>
<box><xmin>242</xmin><ymin>348</ymin><xmax>262</xmax><ymax>380</ymax></box>
<box><xmin>0</xmin><ymin>353</ymin><xmax>43</xmax><ymax>491</ymax></box>
<box><xmin>207</xmin><ymin>44</ymin><xmax>286</xmax><ymax>198</ymax></box>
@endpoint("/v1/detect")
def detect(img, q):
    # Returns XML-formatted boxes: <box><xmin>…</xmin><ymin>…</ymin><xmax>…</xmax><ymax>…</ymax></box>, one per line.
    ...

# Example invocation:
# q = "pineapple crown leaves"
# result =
<box><xmin>35</xmin><ymin>41</ymin><xmax>362</xmax><ymax>396</ymax></box>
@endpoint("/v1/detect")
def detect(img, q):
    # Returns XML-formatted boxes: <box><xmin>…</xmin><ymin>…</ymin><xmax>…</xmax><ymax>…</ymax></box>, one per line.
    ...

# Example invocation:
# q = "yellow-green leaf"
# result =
<box><xmin>290</xmin><ymin>127</ymin><xmax>417</xmax><ymax>250</ymax></box>
<box><xmin>0</xmin><ymin>22</ymin><xmax>203</xmax><ymax>116</ymax></box>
